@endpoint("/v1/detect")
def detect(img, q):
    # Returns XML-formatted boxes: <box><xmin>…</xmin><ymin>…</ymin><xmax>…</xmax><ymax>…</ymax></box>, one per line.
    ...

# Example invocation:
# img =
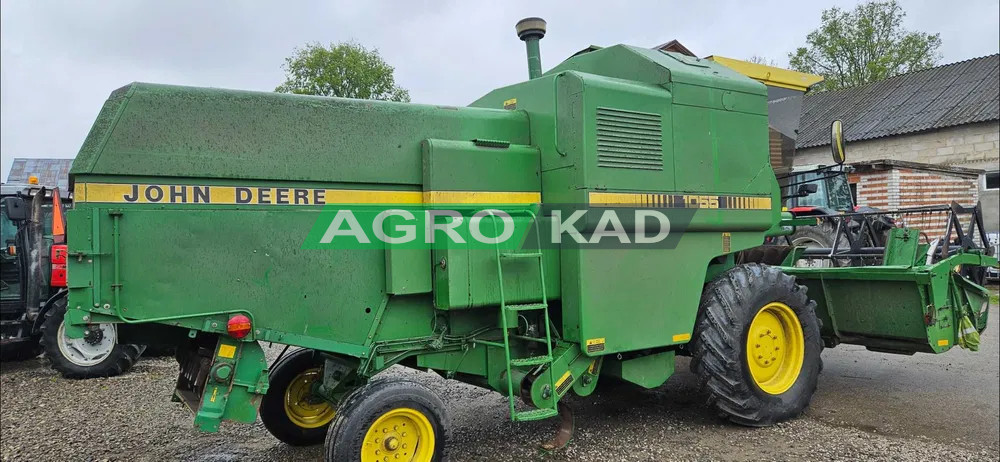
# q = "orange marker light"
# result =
<box><xmin>51</xmin><ymin>188</ymin><xmax>66</xmax><ymax>244</ymax></box>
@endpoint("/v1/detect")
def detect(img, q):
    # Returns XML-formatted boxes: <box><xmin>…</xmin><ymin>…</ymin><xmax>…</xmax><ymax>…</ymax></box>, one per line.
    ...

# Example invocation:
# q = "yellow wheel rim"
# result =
<box><xmin>283</xmin><ymin>368</ymin><xmax>336</xmax><ymax>429</ymax></box>
<box><xmin>361</xmin><ymin>408</ymin><xmax>435</xmax><ymax>462</ymax></box>
<box><xmin>746</xmin><ymin>302</ymin><xmax>805</xmax><ymax>395</ymax></box>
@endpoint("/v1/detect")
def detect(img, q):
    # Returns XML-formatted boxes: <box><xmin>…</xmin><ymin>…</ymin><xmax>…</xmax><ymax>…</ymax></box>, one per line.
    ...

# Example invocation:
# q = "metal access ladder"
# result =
<box><xmin>487</xmin><ymin>209</ymin><xmax>558</xmax><ymax>421</ymax></box>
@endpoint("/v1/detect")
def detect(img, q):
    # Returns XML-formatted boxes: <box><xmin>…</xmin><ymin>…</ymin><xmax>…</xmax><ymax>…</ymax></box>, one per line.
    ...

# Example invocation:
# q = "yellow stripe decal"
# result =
<box><xmin>672</xmin><ymin>333</ymin><xmax>691</xmax><ymax>342</ymax></box>
<box><xmin>937</xmin><ymin>339</ymin><xmax>949</xmax><ymax>346</ymax></box>
<box><xmin>74</xmin><ymin>183</ymin><xmax>539</xmax><ymax>205</ymax></box>
<box><xmin>422</xmin><ymin>191</ymin><xmax>540</xmax><ymax>204</ymax></box>
<box><xmin>589</xmin><ymin>192</ymin><xmax>771</xmax><ymax>210</ymax></box>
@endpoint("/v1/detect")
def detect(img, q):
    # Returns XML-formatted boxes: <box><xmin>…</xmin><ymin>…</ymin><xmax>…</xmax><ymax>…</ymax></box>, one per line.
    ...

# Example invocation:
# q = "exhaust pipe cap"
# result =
<box><xmin>516</xmin><ymin>17</ymin><xmax>546</xmax><ymax>41</ymax></box>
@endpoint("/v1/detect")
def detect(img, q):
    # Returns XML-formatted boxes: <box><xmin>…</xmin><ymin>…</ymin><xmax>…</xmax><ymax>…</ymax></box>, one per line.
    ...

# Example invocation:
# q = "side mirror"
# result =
<box><xmin>798</xmin><ymin>184</ymin><xmax>819</xmax><ymax>196</ymax></box>
<box><xmin>830</xmin><ymin>119</ymin><xmax>846</xmax><ymax>164</ymax></box>
<box><xmin>2</xmin><ymin>197</ymin><xmax>29</xmax><ymax>221</ymax></box>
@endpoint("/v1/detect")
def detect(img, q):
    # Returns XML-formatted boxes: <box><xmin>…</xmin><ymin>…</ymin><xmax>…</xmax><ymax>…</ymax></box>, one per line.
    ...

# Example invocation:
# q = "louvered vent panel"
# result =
<box><xmin>596</xmin><ymin>107</ymin><xmax>663</xmax><ymax>171</ymax></box>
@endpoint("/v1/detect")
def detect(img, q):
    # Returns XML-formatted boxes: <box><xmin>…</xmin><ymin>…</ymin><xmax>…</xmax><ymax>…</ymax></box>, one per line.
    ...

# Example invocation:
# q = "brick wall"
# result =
<box><xmin>853</xmin><ymin>167</ymin><xmax>980</xmax><ymax>240</ymax></box>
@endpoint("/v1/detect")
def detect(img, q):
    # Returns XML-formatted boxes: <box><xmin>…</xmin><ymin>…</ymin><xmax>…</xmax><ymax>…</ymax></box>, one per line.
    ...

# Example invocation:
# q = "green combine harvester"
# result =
<box><xmin>62</xmin><ymin>18</ymin><xmax>995</xmax><ymax>461</ymax></box>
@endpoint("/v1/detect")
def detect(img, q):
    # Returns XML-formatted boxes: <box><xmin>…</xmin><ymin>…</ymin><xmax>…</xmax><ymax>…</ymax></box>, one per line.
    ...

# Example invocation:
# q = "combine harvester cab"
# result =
<box><xmin>61</xmin><ymin>17</ymin><xmax>996</xmax><ymax>461</ymax></box>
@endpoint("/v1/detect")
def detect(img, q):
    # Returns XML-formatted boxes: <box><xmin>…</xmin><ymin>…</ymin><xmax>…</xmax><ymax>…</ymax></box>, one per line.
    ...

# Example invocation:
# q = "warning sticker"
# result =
<box><xmin>585</xmin><ymin>338</ymin><xmax>606</xmax><ymax>354</ymax></box>
<box><xmin>555</xmin><ymin>371</ymin><xmax>573</xmax><ymax>396</ymax></box>
<box><xmin>503</xmin><ymin>98</ymin><xmax>517</xmax><ymax>110</ymax></box>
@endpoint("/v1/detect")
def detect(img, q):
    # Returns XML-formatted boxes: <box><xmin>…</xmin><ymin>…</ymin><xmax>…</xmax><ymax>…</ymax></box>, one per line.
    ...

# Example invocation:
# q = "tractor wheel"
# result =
<box><xmin>40</xmin><ymin>298</ymin><xmax>143</xmax><ymax>379</ymax></box>
<box><xmin>261</xmin><ymin>348</ymin><xmax>339</xmax><ymax>446</ymax></box>
<box><xmin>690</xmin><ymin>264</ymin><xmax>823</xmax><ymax>427</ymax></box>
<box><xmin>790</xmin><ymin>219</ymin><xmax>849</xmax><ymax>267</ymax></box>
<box><xmin>325</xmin><ymin>378</ymin><xmax>450</xmax><ymax>462</ymax></box>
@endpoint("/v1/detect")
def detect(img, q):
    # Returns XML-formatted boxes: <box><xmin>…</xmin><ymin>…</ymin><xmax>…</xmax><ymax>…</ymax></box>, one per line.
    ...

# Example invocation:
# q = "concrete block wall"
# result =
<box><xmin>795</xmin><ymin>121</ymin><xmax>999</xmax><ymax>169</ymax></box>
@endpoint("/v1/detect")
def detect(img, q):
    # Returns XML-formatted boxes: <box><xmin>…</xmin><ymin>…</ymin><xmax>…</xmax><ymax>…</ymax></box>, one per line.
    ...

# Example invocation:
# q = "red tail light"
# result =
<box><xmin>227</xmin><ymin>314</ymin><xmax>252</xmax><ymax>339</ymax></box>
<box><xmin>51</xmin><ymin>244</ymin><xmax>68</xmax><ymax>287</ymax></box>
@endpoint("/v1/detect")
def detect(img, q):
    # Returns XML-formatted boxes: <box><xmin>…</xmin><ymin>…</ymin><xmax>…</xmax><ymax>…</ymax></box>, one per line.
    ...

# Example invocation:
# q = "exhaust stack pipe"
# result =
<box><xmin>515</xmin><ymin>17</ymin><xmax>546</xmax><ymax>79</ymax></box>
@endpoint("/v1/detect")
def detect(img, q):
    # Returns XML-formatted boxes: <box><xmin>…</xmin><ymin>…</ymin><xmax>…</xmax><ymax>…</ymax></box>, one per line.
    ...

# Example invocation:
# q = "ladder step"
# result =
<box><xmin>500</xmin><ymin>252</ymin><xmax>543</xmax><ymax>260</ymax></box>
<box><xmin>505</xmin><ymin>303</ymin><xmax>547</xmax><ymax>311</ymax></box>
<box><xmin>514</xmin><ymin>408</ymin><xmax>559</xmax><ymax>422</ymax></box>
<box><xmin>510</xmin><ymin>355</ymin><xmax>552</xmax><ymax>367</ymax></box>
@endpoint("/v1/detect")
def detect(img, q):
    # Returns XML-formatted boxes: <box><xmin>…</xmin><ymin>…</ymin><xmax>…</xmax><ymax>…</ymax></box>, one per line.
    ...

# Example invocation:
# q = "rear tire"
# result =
<box><xmin>261</xmin><ymin>348</ymin><xmax>338</xmax><ymax>446</ymax></box>
<box><xmin>325</xmin><ymin>378</ymin><xmax>450</xmax><ymax>462</ymax></box>
<box><xmin>40</xmin><ymin>298</ymin><xmax>143</xmax><ymax>379</ymax></box>
<box><xmin>690</xmin><ymin>264</ymin><xmax>822</xmax><ymax>426</ymax></box>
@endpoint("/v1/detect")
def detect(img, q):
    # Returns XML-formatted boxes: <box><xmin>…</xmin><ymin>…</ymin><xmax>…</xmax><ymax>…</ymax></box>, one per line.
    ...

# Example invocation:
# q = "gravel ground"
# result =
<box><xmin>2</xmin><ymin>353</ymin><xmax>996</xmax><ymax>461</ymax></box>
<box><xmin>2</xmin><ymin>288</ymin><xmax>998</xmax><ymax>461</ymax></box>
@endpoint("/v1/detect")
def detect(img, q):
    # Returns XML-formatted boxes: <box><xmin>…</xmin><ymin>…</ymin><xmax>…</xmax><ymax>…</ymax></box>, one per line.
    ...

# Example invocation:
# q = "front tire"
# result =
<box><xmin>40</xmin><ymin>298</ymin><xmax>143</xmax><ymax>379</ymax></box>
<box><xmin>325</xmin><ymin>378</ymin><xmax>450</xmax><ymax>462</ymax></box>
<box><xmin>260</xmin><ymin>348</ymin><xmax>339</xmax><ymax>446</ymax></box>
<box><xmin>690</xmin><ymin>264</ymin><xmax>822</xmax><ymax>426</ymax></box>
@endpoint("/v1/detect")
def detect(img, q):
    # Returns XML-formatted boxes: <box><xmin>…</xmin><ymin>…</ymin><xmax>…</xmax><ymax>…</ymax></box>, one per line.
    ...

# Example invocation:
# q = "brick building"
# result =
<box><xmin>794</xmin><ymin>54</ymin><xmax>1000</xmax><ymax>235</ymax></box>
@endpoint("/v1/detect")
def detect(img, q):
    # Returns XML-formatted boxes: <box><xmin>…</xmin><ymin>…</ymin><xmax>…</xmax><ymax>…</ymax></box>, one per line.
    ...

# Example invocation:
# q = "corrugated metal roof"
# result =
<box><xmin>797</xmin><ymin>54</ymin><xmax>999</xmax><ymax>149</ymax></box>
<box><xmin>5</xmin><ymin>158</ymin><xmax>74</xmax><ymax>190</ymax></box>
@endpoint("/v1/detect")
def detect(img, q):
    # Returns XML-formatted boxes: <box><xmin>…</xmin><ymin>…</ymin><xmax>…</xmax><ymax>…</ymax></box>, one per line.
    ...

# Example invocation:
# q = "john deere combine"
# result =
<box><xmin>62</xmin><ymin>18</ymin><xmax>995</xmax><ymax>461</ymax></box>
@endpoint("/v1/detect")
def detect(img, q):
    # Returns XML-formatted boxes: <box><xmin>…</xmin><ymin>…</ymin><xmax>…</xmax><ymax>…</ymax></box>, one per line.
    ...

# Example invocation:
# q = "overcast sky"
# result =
<box><xmin>2</xmin><ymin>0</ymin><xmax>998</xmax><ymax>179</ymax></box>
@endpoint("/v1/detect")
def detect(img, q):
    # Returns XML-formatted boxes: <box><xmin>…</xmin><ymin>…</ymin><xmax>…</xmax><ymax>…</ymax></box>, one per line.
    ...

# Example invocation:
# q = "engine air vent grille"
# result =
<box><xmin>596</xmin><ymin>107</ymin><xmax>663</xmax><ymax>171</ymax></box>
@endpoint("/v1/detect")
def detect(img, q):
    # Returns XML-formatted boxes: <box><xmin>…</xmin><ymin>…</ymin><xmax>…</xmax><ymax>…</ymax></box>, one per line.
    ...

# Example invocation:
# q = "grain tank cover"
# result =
<box><xmin>70</xmin><ymin>82</ymin><xmax>529</xmax><ymax>186</ymax></box>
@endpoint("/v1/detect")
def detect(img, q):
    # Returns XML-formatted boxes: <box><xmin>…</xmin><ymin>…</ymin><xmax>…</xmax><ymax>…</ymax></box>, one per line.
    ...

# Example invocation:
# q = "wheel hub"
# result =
<box><xmin>745</xmin><ymin>302</ymin><xmax>805</xmax><ymax>395</ymax></box>
<box><xmin>283</xmin><ymin>368</ymin><xmax>336</xmax><ymax>429</ymax></box>
<box><xmin>383</xmin><ymin>436</ymin><xmax>400</xmax><ymax>451</ymax></box>
<box><xmin>364</xmin><ymin>408</ymin><xmax>434</xmax><ymax>462</ymax></box>
<box><xmin>751</xmin><ymin>328</ymin><xmax>781</xmax><ymax>368</ymax></box>
<box><xmin>83</xmin><ymin>327</ymin><xmax>104</xmax><ymax>346</ymax></box>
<box><xmin>57</xmin><ymin>321</ymin><xmax>116</xmax><ymax>367</ymax></box>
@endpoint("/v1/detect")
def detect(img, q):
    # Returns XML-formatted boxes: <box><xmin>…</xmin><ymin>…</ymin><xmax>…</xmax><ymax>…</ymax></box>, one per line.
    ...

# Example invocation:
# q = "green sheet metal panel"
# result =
<box><xmin>385</xmin><ymin>246</ymin><xmax>432</xmax><ymax>295</ymax></box>
<box><xmin>809</xmin><ymin>279</ymin><xmax>929</xmax><ymax>340</ymax></box>
<box><xmin>602</xmin><ymin>350</ymin><xmax>675</xmax><ymax>389</ymax></box>
<box><xmin>72</xmin><ymin>83</ymin><xmax>530</xmax><ymax>185</ymax></box>
<box><xmin>431</xmin><ymin>221</ymin><xmax>560</xmax><ymax>310</ymax></box>
<box><xmin>882</xmin><ymin>227</ymin><xmax>921</xmax><ymax>266</ymax></box>
<box><xmin>562</xmin><ymin>231</ymin><xmax>765</xmax><ymax>354</ymax></box>
<box><xmin>421</xmin><ymin>139</ymin><xmax>540</xmax><ymax>193</ymax></box>
<box><xmin>69</xmin><ymin>205</ymin><xmax>386</xmax><ymax>347</ymax></box>
<box><xmin>420</xmin><ymin>137</ymin><xmax>556</xmax><ymax>309</ymax></box>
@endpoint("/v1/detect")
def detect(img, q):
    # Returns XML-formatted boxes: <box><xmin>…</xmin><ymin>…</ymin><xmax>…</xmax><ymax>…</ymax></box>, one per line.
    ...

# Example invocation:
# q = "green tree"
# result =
<box><xmin>276</xmin><ymin>42</ymin><xmax>410</xmax><ymax>102</ymax></box>
<box><xmin>746</xmin><ymin>55</ymin><xmax>780</xmax><ymax>67</ymax></box>
<box><xmin>788</xmin><ymin>0</ymin><xmax>941</xmax><ymax>90</ymax></box>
